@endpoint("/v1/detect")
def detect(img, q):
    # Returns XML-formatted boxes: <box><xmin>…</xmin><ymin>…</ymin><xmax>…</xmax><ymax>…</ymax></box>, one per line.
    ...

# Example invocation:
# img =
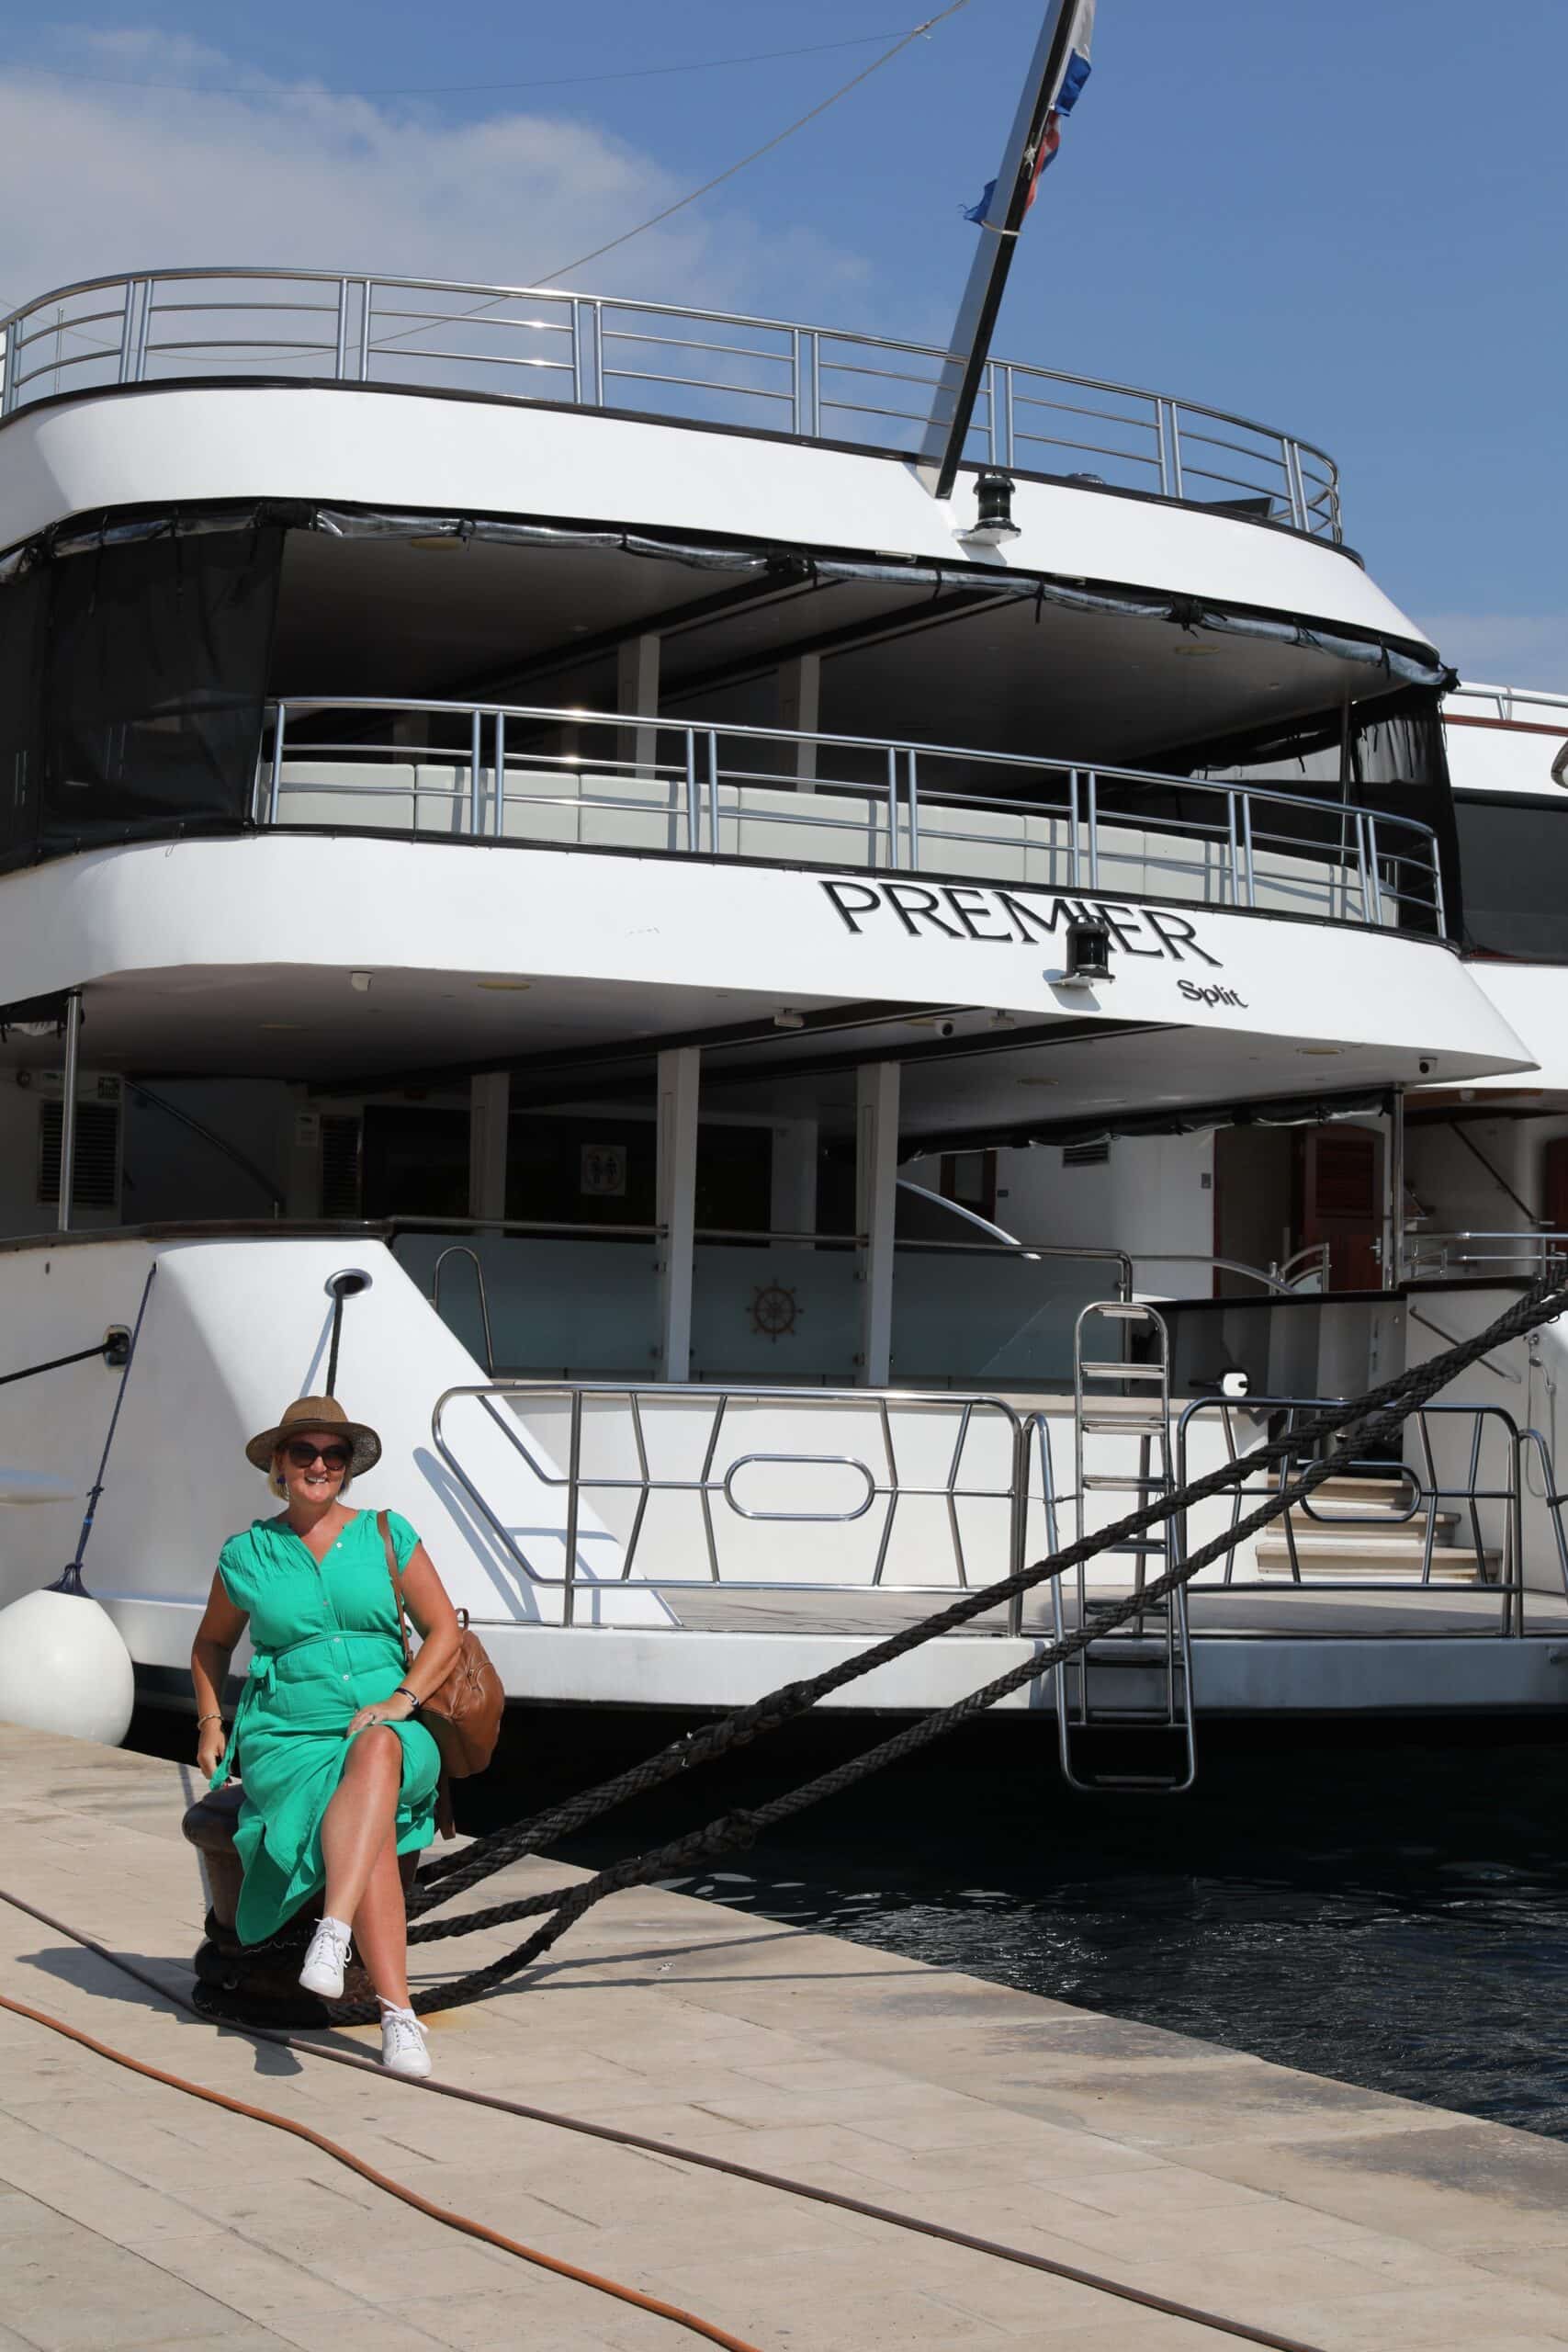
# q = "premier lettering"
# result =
<box><xmin>821</xmin><ymin>879</ymin><xmax>1224</xmax><ymax>969</ymax></box>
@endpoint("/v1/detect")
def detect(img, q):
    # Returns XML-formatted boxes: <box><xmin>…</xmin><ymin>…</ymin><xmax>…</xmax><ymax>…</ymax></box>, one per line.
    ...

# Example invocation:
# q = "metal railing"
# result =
<box><xmin>0</xmin><ymin>267</ymin><xmax>1343</xmax><ymax>539</ymax></box>
<box><xmin>1446</xmin><ymin>684</ymin><xmax>1568</xmax><ymax>724</ymax></box>
<box><xmin>1174</xmin><ymin>1396</ymin><xmax>1568</xmax><ymax>1634</ymax></box>
<box><xmin>1401</xmin><ymin>1231</ymin><xmax>1568</xmax><ymax>1279</ymax></box>
<box><xmin>255</xmin><ymin>695</ymin><xmax>1445</xmax><ymax>933</ymax></box>
<box><xmin>432</xmin><ymin>1381</ymin><xmax>1035</xmax><ymax>1628</ymax></box>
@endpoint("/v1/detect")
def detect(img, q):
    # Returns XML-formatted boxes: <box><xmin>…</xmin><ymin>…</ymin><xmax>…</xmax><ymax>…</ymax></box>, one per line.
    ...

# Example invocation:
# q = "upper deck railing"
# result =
<box><xmin>0</xmin><ymin>266</ymin><xmax>1343</xmax><ymax>543</ymax></box>
<box><xmin>258</xmin><ymin>694</ymin><xmax>1446</xmax><ymax>935</ymax></box>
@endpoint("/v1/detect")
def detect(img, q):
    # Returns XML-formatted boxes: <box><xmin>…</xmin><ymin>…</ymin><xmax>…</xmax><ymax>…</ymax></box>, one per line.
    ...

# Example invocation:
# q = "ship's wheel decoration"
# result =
<box><xmin>749</xmin><ymin>1282</ymin><xmax>802</xmax><ymax>1342</ymax></box>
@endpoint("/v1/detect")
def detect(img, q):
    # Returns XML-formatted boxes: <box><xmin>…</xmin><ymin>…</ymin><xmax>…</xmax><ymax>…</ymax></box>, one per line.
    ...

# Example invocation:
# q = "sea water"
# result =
<box><xmin>629</xmin><ymin>1729</ymin><xmax>1568</xmax><ymax>2141</ymax></box>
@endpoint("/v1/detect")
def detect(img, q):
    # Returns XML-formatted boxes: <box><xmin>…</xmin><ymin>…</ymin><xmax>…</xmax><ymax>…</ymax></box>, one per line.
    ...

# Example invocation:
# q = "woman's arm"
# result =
<box><xmin>192</xmin><ymin>1569</ymin><xmax>249</xmax><ymax>1781</ymax></box>
<box><xmin>348</xmin><ymin>1542</ymin><xmax>464</xmax><ymax>1736</ymax></box>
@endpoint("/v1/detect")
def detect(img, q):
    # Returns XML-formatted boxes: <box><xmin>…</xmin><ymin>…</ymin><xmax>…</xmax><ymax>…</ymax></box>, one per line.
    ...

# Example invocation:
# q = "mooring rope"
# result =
<box><xmin>223</xmin><ymin>1276</ymin><xmax>1568</xmax><ymax>2023</ymax></box>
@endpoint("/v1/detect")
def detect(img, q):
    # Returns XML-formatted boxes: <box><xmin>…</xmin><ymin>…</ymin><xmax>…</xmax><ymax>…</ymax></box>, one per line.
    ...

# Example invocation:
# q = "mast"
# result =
<box><xmin>920</xmin><ymin>0</ymin><xmax>1093</xmax><ymax>501</ymax></box>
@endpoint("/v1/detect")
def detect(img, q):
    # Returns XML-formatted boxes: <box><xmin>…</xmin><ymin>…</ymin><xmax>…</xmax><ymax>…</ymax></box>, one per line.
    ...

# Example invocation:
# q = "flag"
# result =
<box><xmin>964</xmin><ymin>0</ymin><xmax>1095</xmax><ymax>227</ymax></box>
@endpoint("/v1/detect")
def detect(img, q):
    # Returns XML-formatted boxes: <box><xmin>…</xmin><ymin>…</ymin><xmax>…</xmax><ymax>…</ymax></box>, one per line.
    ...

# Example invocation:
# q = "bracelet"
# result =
<box><xmin>196</xmin><ymin>1713</ymin><xmax>223</xmax><ymax>1729</ymax></box>
<box><xmin>393</xmin><ymin>1686</ymin><xmax>421</xmax><ymax>1714</ymax></box>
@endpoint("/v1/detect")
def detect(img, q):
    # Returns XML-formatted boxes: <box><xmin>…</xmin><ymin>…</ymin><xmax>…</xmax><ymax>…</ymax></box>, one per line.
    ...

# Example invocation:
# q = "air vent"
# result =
<box><xmin>320</xmin><ymin>1115</ymin><xmax>363</xmax><ymax>1217</ymax></box>
<box><xmin>37</xmin><ymin>1100</ymin><xmax>120</xmax><ymax>1208</ymax></box>
<box><xmin>1062</xmin><ymin>1139</ymin><xmax>1110</xmax><ymax>1168</ymax></box>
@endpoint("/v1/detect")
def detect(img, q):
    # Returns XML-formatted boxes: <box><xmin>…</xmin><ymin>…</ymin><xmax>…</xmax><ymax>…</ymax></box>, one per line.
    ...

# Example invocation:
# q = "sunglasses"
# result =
<box><xmin>283</xmin><ymin>1442</ymin><xmax>352</xmax><ymax>1471</ymax></box>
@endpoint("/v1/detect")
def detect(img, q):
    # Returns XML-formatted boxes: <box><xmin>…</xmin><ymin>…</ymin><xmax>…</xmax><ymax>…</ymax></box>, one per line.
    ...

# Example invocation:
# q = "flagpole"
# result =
<box><xmin>919</xmin><ymin>0</ymin><xmax>1080</xmax><ymax>502</ymax></box>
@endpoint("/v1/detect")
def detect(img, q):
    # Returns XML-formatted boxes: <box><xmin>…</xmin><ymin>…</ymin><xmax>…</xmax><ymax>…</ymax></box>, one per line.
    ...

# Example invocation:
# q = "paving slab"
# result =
<box><xmin>2</xmin><ymin>1723</ymin><xmax>1568</xmax><ymax>2351</ymax></box>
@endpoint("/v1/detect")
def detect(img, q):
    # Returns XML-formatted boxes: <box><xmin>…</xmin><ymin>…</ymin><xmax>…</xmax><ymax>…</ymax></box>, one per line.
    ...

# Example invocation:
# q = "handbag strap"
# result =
<box><xmin>377</xmin><ymin>1509</ymin><xmax>413</xmax><ymax>1675</ymax></box>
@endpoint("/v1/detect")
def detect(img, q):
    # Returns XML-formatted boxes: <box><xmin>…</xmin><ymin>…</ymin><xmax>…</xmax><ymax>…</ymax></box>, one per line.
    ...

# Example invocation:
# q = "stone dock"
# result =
<box><xmin>5</xmin><ymin>1724</ymin><xmax>1568</xmax><ymax>2351</ymax></box>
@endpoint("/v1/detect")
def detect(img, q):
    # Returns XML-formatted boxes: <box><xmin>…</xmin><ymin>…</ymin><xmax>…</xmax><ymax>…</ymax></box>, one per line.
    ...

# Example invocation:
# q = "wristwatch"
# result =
<box><xmin>393</xmin><ymin>1685</ymin><xmax>422</xmax><ymax>1714</ymax></box>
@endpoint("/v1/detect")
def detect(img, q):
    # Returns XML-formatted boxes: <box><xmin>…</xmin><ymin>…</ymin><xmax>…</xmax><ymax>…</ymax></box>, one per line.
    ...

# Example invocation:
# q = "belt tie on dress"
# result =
<box><xmin>208</xmin><ymin>1628</ymin><xmax>400</xmax><ymax>1792</ymax></box>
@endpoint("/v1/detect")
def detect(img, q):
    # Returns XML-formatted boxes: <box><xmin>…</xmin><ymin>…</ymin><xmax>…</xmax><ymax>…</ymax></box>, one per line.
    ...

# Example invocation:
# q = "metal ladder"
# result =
<box><xmin>1053</xmin><ymin>1301</ymin><xmax>1196</xmax><ymax>1792</ymax></box>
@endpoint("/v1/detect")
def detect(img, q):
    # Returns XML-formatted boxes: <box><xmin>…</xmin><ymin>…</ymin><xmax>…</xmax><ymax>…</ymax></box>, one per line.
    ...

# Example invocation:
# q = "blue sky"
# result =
<box><xmin>1</xmin><ymin>1</ymin><xmax>1563</xmax><ymax>682</ymax></box>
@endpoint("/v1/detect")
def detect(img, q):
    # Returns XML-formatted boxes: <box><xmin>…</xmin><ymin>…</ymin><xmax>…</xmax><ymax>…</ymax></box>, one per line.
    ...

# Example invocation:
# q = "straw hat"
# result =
<box><xmin>244</xmin><ymin>1396</ymin><xmax>382</xmax><ymax>1478</ymax></box>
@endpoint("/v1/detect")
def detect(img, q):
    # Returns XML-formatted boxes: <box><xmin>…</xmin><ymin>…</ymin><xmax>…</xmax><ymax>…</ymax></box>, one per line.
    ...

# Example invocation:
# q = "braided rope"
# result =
<box><xmin>239</xmin><ymin>1279</ymin><xmax>1567</xmax><ymax>2026</ymax></box>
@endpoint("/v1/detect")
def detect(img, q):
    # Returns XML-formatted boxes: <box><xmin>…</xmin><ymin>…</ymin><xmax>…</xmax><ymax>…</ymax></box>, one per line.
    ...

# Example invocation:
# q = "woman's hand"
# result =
<box><xmin>197</xmin><ymin>1722</ymin><xmax>228</xmax><ymax>1781</ymax></box>
<box><xmin>346</xmin><ymin>1690</ymin><xmax>417</xmax><ymax>1738</ymax></box>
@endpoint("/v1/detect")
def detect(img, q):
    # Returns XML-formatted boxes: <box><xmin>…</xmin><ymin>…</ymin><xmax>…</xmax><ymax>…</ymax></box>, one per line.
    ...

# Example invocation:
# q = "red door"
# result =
<box><xmin>1301</xmin><ymin>1125</ymin><xmax>1383</xmax><ymax>1291</ymax></box>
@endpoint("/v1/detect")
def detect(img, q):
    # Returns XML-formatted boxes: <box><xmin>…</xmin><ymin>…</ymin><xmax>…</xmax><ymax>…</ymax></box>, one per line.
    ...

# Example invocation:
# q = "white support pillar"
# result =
<box><xmin>777</xmin><ymin>651</ymin><xmax>821</xmax><ymax>785</ymax></box>
<box><xmin>657</xmin><ymin>1046</ymin><xmax>701</xmax><ymax>1382</ymax></box>
<box><xmin>771</xmin><ymin>1118</ymin><xmax>818</xmax><ymax>1241</ymax></box>
<box><xmin>1382</xmin><ymin>1089</ymin><xmax>1405</xmax><ymax>1291</ymax></box>
<box><xmin>468</xmin><ymin>1072</ymin><xmax>510</xmax><ymax>1227</ymax></box>
<box><xmin>617</xmin><ymin>632</ymin><xmax>661</xmax><ymax>779</ymax></box>
<box><xmin>855</xmin><ymin>1062</ymin><xmax>900</xmax><ymax>1387</ymax></box>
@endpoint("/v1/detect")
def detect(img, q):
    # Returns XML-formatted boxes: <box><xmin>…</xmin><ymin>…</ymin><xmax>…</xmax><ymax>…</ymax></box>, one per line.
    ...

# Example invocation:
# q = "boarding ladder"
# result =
<box><xmin>1053</xmin><ymin>1302</ymin><xmax>1196</xmax><ymax>1792</ymax></box>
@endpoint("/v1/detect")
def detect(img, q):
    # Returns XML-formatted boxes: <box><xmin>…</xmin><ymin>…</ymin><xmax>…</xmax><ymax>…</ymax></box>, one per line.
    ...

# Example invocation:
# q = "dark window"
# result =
<box><xmin>940</xmin><ymin>1148</ymin><xmax>998</xmax><ymax>1223</ymax></box>
<box><xmin>1454</xmin><ymin>794</ymin><xmax>1568</xmax><ymax>960</ymax></box>
<box><xmin>37</xmin><ymin>1100</ymin><xmax>120</xmax><ymax>1208</ymax></box>
<box><xmin>503</xmin><ymin>1115</ymin><xmax>772</xmax><ymax>1234</ymax></box>
<box><xmin>320</xmin><ymin>1115</ymin><xmax>364</xmax><ymax>1217</ymax></box>
<box><xmin>361</xmin><ymin>1107</ymin><xmax>468</xmax><ymax>1218</ymax></box>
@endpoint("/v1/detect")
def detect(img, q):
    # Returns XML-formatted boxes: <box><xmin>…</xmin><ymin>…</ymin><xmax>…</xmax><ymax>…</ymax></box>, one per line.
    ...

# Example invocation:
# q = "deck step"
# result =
<box><xmin>1255</xmin><ymin>1529</ymin><xmax>1495</xmax><ymax>1581</ymax></box>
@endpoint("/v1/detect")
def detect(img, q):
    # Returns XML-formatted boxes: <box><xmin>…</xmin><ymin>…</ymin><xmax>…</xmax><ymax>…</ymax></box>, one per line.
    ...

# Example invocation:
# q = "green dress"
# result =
<box><xmin>209</xmin><ymin>1507</ymin><xmax>443</xmax><ymax>1946</ymax></box>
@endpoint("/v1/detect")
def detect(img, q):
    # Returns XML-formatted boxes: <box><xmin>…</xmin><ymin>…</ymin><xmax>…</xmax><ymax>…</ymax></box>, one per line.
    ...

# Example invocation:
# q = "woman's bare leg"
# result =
<box><xmin>320</xmin><ymin>1726</ymin><xmax>400</xmax><ymax>1928</ymax></box>
<box><xmin>352</xmin><ymin>1826</ymin><xmax>412</xmax><ymax>2010</ymax></box>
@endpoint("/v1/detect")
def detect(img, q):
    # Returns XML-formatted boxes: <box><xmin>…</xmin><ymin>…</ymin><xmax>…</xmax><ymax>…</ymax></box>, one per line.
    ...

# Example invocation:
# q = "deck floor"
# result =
<box><xmin>6</xmin><ymin>1724</ymin><xmax>1568</xmax><ymax>2348</ymax></box>
<box><xmin>655</xmin><ymin>1580</ymin><xmax>1568</xmax><ymax>1640</ymax></box>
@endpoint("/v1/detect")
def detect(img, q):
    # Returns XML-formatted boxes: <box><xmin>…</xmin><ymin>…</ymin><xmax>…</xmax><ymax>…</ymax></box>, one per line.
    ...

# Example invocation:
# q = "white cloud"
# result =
<box><xmin>0</xmin><ymin>30</ymin><xmax>872</xmax><ymax>326</ymax></box>
<box><xmin>1418</xmin><ymin>614</ymin><xmax>1568</xmax><ymax>695</ymax></box>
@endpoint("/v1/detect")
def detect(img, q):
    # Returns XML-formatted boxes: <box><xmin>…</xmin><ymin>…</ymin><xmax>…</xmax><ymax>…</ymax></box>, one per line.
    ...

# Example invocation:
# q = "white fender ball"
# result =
<box><xmin>0</xmin><ymin>1587</ymin><xmax>137</xmax><ymax>1747</ymax></box>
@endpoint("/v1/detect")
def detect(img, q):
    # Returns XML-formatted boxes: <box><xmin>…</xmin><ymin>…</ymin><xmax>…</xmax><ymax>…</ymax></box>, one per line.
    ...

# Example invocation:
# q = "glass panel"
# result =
<box><xmin>690</xmin><ymin>1238</ymin><xmax>859</xmax><ymax>1384</ymax></box>
<box><xmin>891</xmin><ymin>1248</ymin><xmax>1116</xmax><ymax>1388</ymax></box>
<box><xmin>393</xmin><ymin>1230</ymin><xmax>660</xmax><ymax>1378</ymax></box>
<box><xmin>1455</xmin><ymin>794</ymin><xmax>1568</xmax><ymax>961</ymax></box>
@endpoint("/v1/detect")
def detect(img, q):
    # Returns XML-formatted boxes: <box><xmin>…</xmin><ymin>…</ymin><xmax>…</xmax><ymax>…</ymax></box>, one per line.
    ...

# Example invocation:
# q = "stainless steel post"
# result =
<box><xmin>57</xmin><ymin>990</ymin><xmax>82</xmax><ymax>1234</ymax></box>
<box><xmin>469</xmin><ymin>707</ymin><xmax>482</xmax><ymax>838</ymax></box>
<box><xmin>267</xmin><ymin>701</ymin><xmax>286</xmax><ymax>824</ymax></box>
<box><xmin>1005</xmin><ymin>1414</ymin><xmax>1030</xmax><ymax>1637</ymax></box>
<box><xmin>562</xmin><ymin>1389</ymin><xmax>582</xmax><ymax>1629</ymax></box>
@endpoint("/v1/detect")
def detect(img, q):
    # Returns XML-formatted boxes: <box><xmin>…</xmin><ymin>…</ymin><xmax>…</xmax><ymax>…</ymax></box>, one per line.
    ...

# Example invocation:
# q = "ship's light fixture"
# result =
<box><xmin>476</xmin><ymin>978</ymin><xmax>533</xmax><ymax>991</ymax></box>
<box><xmin>350</xmin><ymin>971</ymin><xmax>373</xmax><ymax>993</ymax></box>
<box><xmin>1296</xmin><ymin>1046</ymin><xmax>1342</xmax><ymax>1057</ymax></box>
<box><xmin>1046</xmin><ymin>916</ymin><xmax>1113</xmax><ymax>989</ymax></box>
<box><xmin>958</xmin><ymin>471</ymin><xmax>1021</xmax><ymax>548</ymax></box>
<box><xmin>773</xmin><ymin>1008</ymin><xmax>806</xmax><ymax>1029</ymax></box>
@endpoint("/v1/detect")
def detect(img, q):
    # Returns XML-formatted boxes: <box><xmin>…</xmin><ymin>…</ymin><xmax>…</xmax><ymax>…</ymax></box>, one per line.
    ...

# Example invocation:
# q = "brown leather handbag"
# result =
<box><xmin>378</xmin><ymin>1510</ymin><xmax>504</xmax><ymax>1835</ymax></box>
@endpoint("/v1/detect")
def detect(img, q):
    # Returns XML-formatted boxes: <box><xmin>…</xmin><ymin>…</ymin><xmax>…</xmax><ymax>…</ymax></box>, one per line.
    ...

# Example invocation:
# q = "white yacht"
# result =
<box><xmin>0</xmin><ymin>266</ymin><xmax>1562</xmax><ymax>1774</ymax></box>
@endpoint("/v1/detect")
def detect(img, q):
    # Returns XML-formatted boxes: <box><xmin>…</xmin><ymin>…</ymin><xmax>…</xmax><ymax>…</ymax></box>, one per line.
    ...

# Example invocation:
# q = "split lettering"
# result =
<box><xmin>820</xmin><ymin>879</ymin><xmax>1223</xmax><ymax>969</ymax></box>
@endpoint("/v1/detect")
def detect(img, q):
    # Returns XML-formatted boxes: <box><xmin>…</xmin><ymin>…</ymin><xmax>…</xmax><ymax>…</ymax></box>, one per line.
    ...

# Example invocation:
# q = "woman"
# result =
<box><xmin>191</xmin><ymin>1395</ymin><xmax>462</xmax><ymax>2077</ymax></box>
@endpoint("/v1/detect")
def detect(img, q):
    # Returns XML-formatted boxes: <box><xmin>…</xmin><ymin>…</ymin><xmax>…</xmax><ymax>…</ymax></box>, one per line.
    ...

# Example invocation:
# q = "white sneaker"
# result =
<box><xmin>298</xmin><ymin>1915</ymin><xmax>353</xmax><ymax>1998</ymax></box>
<box><xmin>379</xmin><ymin>2005</ymin><xmax>433</xmax><ymax>2079</ymax></box>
